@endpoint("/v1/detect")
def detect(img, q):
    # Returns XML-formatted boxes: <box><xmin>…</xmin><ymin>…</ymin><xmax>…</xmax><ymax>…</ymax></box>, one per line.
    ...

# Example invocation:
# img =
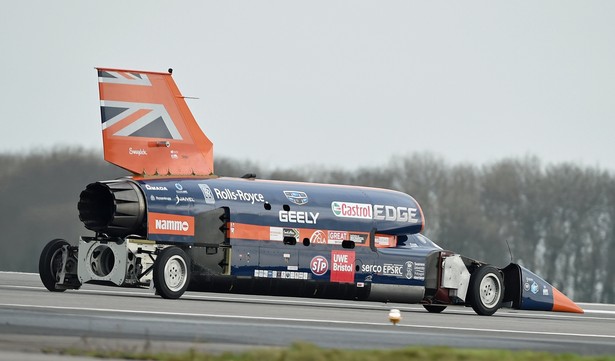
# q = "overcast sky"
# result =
<box><xmin>1</xmin><ymin>1</ymin><xmax>614</xmax><ymax>171</ymax></box>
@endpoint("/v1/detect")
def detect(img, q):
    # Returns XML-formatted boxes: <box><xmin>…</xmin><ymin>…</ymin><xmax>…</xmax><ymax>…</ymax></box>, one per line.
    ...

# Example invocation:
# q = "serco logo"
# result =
<box><xmin>310</xmin><ymin>256</ymin><xmax>329</xmax><ymax>276</ymax></box>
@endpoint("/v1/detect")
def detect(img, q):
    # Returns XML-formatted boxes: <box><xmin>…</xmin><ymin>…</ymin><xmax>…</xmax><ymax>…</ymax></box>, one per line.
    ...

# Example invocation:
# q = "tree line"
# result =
<box><xmin>1</xmin><ymin>148</ymin><xmax>613</xmax><ymax>303</ymax></box>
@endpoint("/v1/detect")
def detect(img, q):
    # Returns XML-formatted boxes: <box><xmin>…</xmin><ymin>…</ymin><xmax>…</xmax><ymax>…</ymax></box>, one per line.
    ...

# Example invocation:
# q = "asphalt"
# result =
<box><xmin>1</xmin><ymin>272</ymin><xmax>614</xmax><ymax>360</ymax></box>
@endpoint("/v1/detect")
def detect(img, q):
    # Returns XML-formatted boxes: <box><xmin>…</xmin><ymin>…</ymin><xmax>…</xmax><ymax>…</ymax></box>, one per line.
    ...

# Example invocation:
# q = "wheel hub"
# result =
<box><xmin>479</xmin><ymin>274</ymin><xmax>501</xmax><ymax>308</ymax></box>
<box><xmin>164</xmin><ymin>255</ymin><xmax>187</xmax><ymax>292</ymax></box>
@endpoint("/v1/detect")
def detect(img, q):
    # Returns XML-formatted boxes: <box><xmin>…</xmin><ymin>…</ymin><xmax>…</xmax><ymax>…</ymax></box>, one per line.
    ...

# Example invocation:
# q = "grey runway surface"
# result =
<box><xmin>1</xmin><ymin>272</ymin><xmax>614</xmax><ymax>360</ymax></box>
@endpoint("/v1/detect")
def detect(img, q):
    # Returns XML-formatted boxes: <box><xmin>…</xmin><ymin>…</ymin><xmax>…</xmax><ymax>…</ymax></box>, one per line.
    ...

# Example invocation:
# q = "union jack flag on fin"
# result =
<box><xmin>100</xmin><ymin>101</ymin><xmax>182</xmax><ymax>140</ymax></box>
<box><xmin>98</xmin><ymin>70</ymin><xmax>152</xmax><ymax>86</ymax></box>
<box><xmin>97</xmin><ymin>68</ymin><xmax>214</xmax><ymax>176</ymax></box>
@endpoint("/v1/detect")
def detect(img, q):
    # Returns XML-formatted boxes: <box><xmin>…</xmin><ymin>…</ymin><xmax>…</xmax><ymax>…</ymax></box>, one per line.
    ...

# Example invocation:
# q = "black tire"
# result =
<box><xmin>153</xmin><ymin>246</ymin><xmax>191</xmax><ymax>299</ymax></box>
<box><xmin>39</xmin><ymin>239</ymin><xmax>70</xmax><ymax>292</ymax></box>
<box><xmin>423</xmin><ymin>305</ymin><xmax>447</xmax><ymax>313</ymax></box>
<box><xmin>467</xmin><ymin>265</ymin><xmax>504</xmax><ymax>316</ymax></box>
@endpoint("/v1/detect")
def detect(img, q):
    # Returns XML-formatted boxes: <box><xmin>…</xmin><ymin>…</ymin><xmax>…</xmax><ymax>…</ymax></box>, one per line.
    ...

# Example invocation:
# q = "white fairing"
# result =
<box><xmin>77</xmin><ymin>238</ymin><xmax>156</xmax><ymax>286</ymax></box>
<box><xmin>441</xmin><ymin>254</ymin><xmax>471</xmax><ymax>302</ymax></box>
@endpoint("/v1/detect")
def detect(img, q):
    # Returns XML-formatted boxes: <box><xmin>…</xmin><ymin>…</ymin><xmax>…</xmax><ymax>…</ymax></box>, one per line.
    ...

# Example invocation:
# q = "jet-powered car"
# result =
<box><xmin>39</xmin><ymin>68</ymin><xmax>583</xmax><ymax>316</ymax></box>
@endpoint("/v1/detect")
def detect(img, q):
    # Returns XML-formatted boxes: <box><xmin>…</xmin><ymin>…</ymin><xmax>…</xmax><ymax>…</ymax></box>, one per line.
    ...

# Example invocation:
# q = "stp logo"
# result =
<box><xmin>310</xmin><ymin>256</ymin><xmax>329</xmax><ymax>276</ymax></box>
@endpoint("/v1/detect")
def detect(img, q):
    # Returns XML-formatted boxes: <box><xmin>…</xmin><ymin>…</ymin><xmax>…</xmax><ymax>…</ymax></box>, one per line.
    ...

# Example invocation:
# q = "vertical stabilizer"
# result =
<box><xmin>97</xmin><ymin>68</ymin><xmax>214</xmax><ymax>175</ymax></box>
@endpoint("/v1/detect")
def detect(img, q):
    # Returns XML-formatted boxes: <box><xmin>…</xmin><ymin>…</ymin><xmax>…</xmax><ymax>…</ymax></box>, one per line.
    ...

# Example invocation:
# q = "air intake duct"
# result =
<box><xmin>78</xmin><ymin>180</ymin><xmax>146</xmax><ymax>237</ymax></box>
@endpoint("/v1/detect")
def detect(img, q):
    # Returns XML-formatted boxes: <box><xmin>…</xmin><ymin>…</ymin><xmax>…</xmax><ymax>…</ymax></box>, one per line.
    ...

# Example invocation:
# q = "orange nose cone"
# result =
<box><xmin>552</xmin><ymin>287</ymin><xmax>584</xmax><ymax>314</ymax></box>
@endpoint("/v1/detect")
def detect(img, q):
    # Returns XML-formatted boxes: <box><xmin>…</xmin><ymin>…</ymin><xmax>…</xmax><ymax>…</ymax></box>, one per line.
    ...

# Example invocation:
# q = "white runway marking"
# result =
<box><xmin>1</xmin><ymin>302</ymin><xmax>614</xmax><ymax>340</ymax></box>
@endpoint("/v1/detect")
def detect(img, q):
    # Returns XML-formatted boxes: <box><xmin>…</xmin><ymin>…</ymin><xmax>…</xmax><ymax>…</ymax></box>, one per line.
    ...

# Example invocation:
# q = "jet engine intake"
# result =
<box><xmin>78</xmin><ymin>180</ymin><xmax>146</xmax><ymax>237</ymax></box>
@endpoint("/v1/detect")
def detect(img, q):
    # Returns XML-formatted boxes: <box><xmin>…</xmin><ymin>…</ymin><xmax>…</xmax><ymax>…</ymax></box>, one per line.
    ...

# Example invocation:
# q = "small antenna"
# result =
<box><xmin>505</xmin><ymin>239</ymin><xmax>514</xmax><ymax>263</ymax></box>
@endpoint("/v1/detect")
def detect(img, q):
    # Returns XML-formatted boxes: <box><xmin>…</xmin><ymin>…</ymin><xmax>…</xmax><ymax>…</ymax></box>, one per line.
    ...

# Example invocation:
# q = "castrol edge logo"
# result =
<box><xmin>148</xmin><ymin>212</ymin><xmax>194</xmax><ymax>236</ymax></box>
<box><xmin>331</xmin><ymin>201</ymin><xmax>419</xmax><ymax>223</ymax></box>
<box><xmin>331</xmin><ymin>201</ymin><xmax>372</xmax><ymax>220</ymax></box>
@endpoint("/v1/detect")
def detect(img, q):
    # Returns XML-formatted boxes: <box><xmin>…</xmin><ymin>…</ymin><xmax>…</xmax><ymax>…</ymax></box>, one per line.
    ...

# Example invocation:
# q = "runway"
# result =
<box><xmin>1</xmin><ymin>272</ymin><xmax>614</xmax><ymax>359</ymax></box>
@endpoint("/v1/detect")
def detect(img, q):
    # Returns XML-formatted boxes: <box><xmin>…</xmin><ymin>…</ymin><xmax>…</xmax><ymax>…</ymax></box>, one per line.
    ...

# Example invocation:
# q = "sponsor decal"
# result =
<box><xmin>310</xmin><ymin>230</ymin><xmax>327</xmax><ymax>244</ymax></box>
<box><xmin>128</xmin><ymin>147</ymin><xmax>148</xmax><ymax>156</ymax></box>
<box><xmin>283</xmin><ymin>191</ymin><xmax>309</xmax><ymax>206</ymax></box>
<box><xmin>382</xmin><ymin>263</ymin><xmax>403</xmax><ymax>277</ymax></box>
<box><xmin>413</xmin><ymin>262</ymin><xmax>425</xmax><ymax>280</ymax></box>
<box><xmin>145</xmin><ymin>184</ymin><xmax>168</xmax><ymax>191</ymax></box>
<box><xmin>198</xmin><ymin>184</ymin><xmax>216</xmax><ymax>204</ymax></box>
<box><xmin>148</xmin><ymin>212</ymin><xmax>194</xmax><ymax>236</ymax></box>
<box><xmin>331</xmin><ymin>201</ymin><xmax>419</xmax><ymax>224</ymax></box>
<box><xmin>524</xmin><ymin>282</ymin><xmax>531</xmax><ymax>292</ymax></box>
<box><xmin>175</xmin><ymin>183</ymin><xmax>188</xmax><ymax>194</ymax></box>
<box><xmin>283</xmin><ymin>228</ymin><xmax>300</xmax><ymax>240</ymax></box>
<box><xmin>150</xmin><ymin>195</ymin><xmax>173</xmax><ymax>202</ymax></box>
<box><xmin>531</xmin><ymin>282</ymin><xmax>539</xmax><ymax>294</ymax></box>
<box><xmin>331</xmin><ymin>201</ymin><xmax>372</xmax><ymax>219</ymax></box>
<box><xmin>331</xmin><ymin>250</ymin><xmax>355</xmax><ymax>283</ymax></box>
<box><xmin>254</xmin><ymin>269</ymin><xmax>310</xmax><ymax>280</ymax></box>
<box><xmin>279</xmin><ymin>211</ymin><xmax>319</xmax><ymax>224</ymax></box>
<box><xmin>360</xmin><ymin>263</ymin><xmax>403</xmax><ymax>277</ymax></box>
<box><xmin>214</xmin><ymin>188</ymin><xmax>265</xmax><ymax>204</ymax></box>
<box><xmin>404</xmin><ymin>261</ymin><xmax>414</xmax><ymax>279</ymax></box>
<box><xmin>310</xmin><ymin>255</ymin><xmax>329</xmax><ymax>276</ymax></box>
<box><xmin>170</xmin><ymin>150</ymin><xmax>179</xmax><ymax>159</ymax></box>
<box><xmin>349</xmin><ymin>233</ymin><xmax>367</xmax><ymax>244</ymax></box>
<box><xmin>270</xmin><ymin>227</ymin><xmax>283</xmax><ymax>241</ymax></box>
<box><xmin>175</xmin><ymin>195</ymin><xmax>196</xmax><ymax>205</ymax></box>
<box><xmin>373</xmin><ymin>205</ymin><xmax>419</xmax><ymax>223</ymax></box>
<box><xmin>542</xmin><ymin>287</ymin><xmax>549</xmax><ymax>296</ymax></box>
<box><xmin>327</xmin><ymin>230</ymin><xmax>348</xmax><ymax>245</ymax></box>
<box><xmin>362</xmin><ymin>264</ymin><xmax>380</xmax><ymax>273</ymax></box>
<box><xmin>375</xmin><ymin>235</ymin><xmax>394</xmax><ymax>247</ymax></box>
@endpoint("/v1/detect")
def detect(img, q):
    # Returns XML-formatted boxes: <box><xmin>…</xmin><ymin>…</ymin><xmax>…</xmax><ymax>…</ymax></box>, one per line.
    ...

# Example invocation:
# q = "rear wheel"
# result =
<box><xmin>423</xmin><ymin>305</ymin><xmax>447</xmax><ymax>313</ymax></box>
<box><xmin>39</xmin><ymin>239</ymin><xmax>70</xmax><ymax>292</ymax></box>
<box><xmin>467</xmin><ymin>265</ymin><xmax>504</xmax><ymax>316</ymax></box>
<box><xmin>153</xmin><ymin>246</ymin><xmax>191</xmax><ymax>299</ymax></box>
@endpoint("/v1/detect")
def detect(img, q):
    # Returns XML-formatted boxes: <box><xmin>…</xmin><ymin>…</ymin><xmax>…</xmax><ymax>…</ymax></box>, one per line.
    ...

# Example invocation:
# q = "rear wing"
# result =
<box><xmin>97</xmin><ymin>68</ymin><xmax>214</xmax><ymax>175</ymax></box>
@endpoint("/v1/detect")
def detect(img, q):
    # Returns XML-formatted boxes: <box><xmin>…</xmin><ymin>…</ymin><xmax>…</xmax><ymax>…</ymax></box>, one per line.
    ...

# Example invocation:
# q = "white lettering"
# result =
<box><xmin>213</xmin><ymin>188</ymin><xmax>264</xmax><ymax>204</ymax></box>
<box><xmin>128</xmin><ymin>147</ymin><xmax>148</xmax><ymax>156</ymax></box>
<box><xmin>279</xmin><ymin>211</ymin><xmax>319</xmax><ymax>224</ymax></box>
<box><xmin>333</xmin><ymin>254</ymin><xmax>349</xmax><ymax>263</ymax></box>
<box><xmin>155</xmin><ymin>219</ymin><xmax>189</xmax><ymax>232</ymax></box>
<box><xmin>145</xmin><ymin>184</ymin><xmax>168</xmax><ymax>191</ymax></box>
<box><xmin>361</xmin><ymin>264</ymin><xmax>382</xmax><ymax>273</ymax></box>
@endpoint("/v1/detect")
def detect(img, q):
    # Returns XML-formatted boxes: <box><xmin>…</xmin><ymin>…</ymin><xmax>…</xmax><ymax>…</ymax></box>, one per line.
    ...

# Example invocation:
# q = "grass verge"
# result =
<box><xmin>45</xmin><ymin>342</ymin><xmax>615</xmax><ymax>361</ymax></box>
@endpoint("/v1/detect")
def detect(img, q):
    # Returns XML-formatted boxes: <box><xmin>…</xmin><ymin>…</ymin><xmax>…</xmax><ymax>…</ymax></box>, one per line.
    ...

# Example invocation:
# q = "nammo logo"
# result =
<box><xmin>148</xmin><ymin>212</ymin><xmax>194</xmax><ymax>236</ymax></box>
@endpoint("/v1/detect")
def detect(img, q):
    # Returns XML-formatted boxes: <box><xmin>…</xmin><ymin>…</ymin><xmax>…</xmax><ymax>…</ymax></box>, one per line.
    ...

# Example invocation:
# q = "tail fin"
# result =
<box><xmin>97</xmin><ymin>68</ymin><xmax>214</xmax><ymax>175</ymax></box>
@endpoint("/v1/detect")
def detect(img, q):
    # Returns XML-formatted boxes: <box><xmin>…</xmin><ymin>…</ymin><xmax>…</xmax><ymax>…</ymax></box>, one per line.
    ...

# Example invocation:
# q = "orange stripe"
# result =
<box><xmin>227</xmin><ymin>222</ymin><xmax>396</xmax><ymax>248</ymax></box>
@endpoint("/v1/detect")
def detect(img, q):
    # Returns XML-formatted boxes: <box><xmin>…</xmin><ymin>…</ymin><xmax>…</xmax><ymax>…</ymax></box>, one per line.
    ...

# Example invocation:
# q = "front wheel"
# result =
<box><xmin>39</xmin><ymin>239</ymin><xmax>70</xmax><ymax>292</ymax></box>
<box><xmin>467</xmin><ymin>265</ymin><xmax>504</xmax><ymax>316</ymax></box>
<box><xmin>153</xmin><ymin>246</ymin><xmax>191</xmax><ymax>299</ymax></box>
